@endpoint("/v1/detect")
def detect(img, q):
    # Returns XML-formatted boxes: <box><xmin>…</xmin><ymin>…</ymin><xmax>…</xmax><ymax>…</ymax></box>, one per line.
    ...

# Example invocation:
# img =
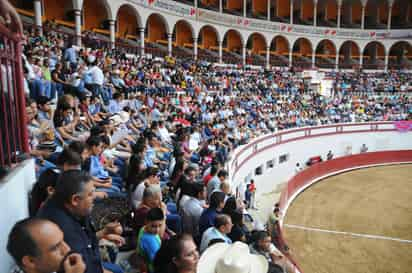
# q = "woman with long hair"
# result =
<box><xmin>154</xmin><ymin>234</ymin><xmax>199</xmax><ymax>273</ymax></box>
<box><xmin>126</xmin><ymin>153</ymin><xmax>146</xmax><ymax>193</ymax></box>
<box><xmin>170</xmin><ymin>157</ymin><xmax>186</xmax><ymax>190</ymax></box>
<box><xmin>29</xmin><ymin>168</ymin><xmax>60</xmax><ymax>216</ymax></box>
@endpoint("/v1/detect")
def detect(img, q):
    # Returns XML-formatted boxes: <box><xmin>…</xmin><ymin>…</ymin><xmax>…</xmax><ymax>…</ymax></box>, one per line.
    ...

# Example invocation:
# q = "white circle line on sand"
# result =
<box><xmin>284</xmin><ymin>224</ymin><xmax>412</xmax><ymax>244</ymax></box>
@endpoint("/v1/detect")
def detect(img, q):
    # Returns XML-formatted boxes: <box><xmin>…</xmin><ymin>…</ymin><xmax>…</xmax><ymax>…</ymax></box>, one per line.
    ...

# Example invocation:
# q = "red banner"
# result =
<box><xmin>394</xmin><ymin>121</ymin><xmax>412</xmax><ymax>132</ymax></box>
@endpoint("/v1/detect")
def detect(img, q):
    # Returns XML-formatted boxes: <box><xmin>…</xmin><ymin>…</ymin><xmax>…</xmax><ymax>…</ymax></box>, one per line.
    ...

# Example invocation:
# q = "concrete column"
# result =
<box><xmin>219</xmin><ymin>40</ymin><xmax>223</xmax><ymax>63</ymax></box>
<box><xmin>34</xmin><ymin>0</ymin><xmax>42</xmax><ymax>35</ymax></box>
<box><xmin>243</xmin><ymin>0</ymin><xmax>247</xmax><ymax>17</ymax></box>
<box><xmin>219</xmin><ymin>0</ymin><xmax>223</xmax><ymax>13</ymax></box>
<box><xmin>387</xmin><ymin>4</ymin><xmax>393</xmax><ymax>30</ymax></box>
<box><xmin>312</xmin><ymin>52</ymin><xmax>316</xmax><ymax>68</ymax></box>
<box><xmin>242</xmin><ymin>46</ymin><xmax>247</xmax><ymax>65</ymax></box>
<box><xmin>361</xmin><ymin>5</ymin><xmax>365</xmax><ymax>29</ymax></box>
<box><xmin>359</xmin><ymin>52</ymin><xmax>363</xmax><ymax>68</ymax></box>
<box><xmin>139</xmin><ymin>28</ymin><xmax>145</xmax><ymax>56</ymax></box>
<box><xmin>194</xmin><ymin>37</ymin><xmax>198</xmax><ymax>60</ymax></box>
<box><xmin>289</xmin><ymin>51</ymin><xmax>293</xmax><ymax>67</ymax></box>
<box><xmin>266</xmin><ymin>46</ymin><xmax>270</xmax><ymax>69</ymax></box>
<box><xmin>335</xmin><ymin>53</ymin><xmax>339</xmax><ymax>70</ymax></box>
<box><xmin>109</xmin><ymin>20</ymin><xmax>116</xmax><ymax>49</ymax></box>
<box><xmin>337</xmin><ymin>3</ymin><xmax>342</xmax><ymax>28</ymax></box>
<box><xmin>290</xmin><ymin>0</ymin><xmax>294</xmax><ymax>24</ymax></box>
<box><xmin>267</xmin><ymin>0</ymin><xmax>271</xmax><ymax>21</ymax></box>
<box><xmin>74</xmin><ymin>9</ymin><xmax>82</xmax><ymax>46</ymax></box>
<box><xmin>384</xmin><ymin>53</ymin><xmax>389</xmax><ymax>71</ymax></box>
<box><xmin>313</xmin><ymin>3</ymin><xmax>317</xmax><ymax>26</ymax></box>
<box><xmin>167</xmin><ymin>33</ymin><xmax>173</xmax><ymax>57</ymax></box>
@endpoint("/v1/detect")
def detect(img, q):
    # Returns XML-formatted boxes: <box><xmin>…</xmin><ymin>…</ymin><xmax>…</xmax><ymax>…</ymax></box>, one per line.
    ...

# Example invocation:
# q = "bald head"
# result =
<box><xmin>220</xmin><ymin>181</ymin><xmax>231</xmax><ymax>194</ymax></box>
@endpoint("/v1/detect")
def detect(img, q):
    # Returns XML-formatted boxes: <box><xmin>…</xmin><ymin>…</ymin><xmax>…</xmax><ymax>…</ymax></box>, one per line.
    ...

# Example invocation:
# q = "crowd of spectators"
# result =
<box><xmin>6</xmin><ymin>22</ymin><xmax>412</xmax><ymax>273</ymax></box>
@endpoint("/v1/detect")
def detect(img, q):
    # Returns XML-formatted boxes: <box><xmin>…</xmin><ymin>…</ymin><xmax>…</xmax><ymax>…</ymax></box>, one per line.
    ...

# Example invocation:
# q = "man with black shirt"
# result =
<box><xmin>37</xmin><ymin>170</ymin><xmax>124</xmax><ymax>273</ymax></box>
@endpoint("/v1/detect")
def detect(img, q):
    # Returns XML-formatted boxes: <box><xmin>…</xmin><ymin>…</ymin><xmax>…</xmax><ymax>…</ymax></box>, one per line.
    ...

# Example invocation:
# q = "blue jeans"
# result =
<box><xmin>35</xmin><ymin>158</ymin><xmax>56</xmax><ymax>179</ymax></box>
<box><xmin>111</xmin><ymin>175</ymin><xmax>124</xmax><ymax>188</ymax></box>
<box><xmin>102</xmin><ymin>262</ymin><xmax>124</xmax><ymax>273</ymax></box>
<box><xmin>166</xmin><ymin>208</ymin><xmax>182</xmax><ymax>234</ymax></box>
<box><xmin>54</xmin><ymin>82</ymin><xmax>65</xmax><ymax>97</ymax></box>
<box><xmin>96</xmin><ymin>185</ymin><xmax>127</xmax><ymax>198</ymax></box>
<box><xmin>167</xmin><ymin>202</ymin><xmax>178</xmax><ymax>214</ymax></box>
<box><xmin>101</xmin><ymin>86</ymin><xmax>113</xmax><ymax>105</ymax></box>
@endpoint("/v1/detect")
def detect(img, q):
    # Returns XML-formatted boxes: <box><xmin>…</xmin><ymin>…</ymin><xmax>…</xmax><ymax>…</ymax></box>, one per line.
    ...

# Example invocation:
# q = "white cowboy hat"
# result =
<box><xmin>197</xmin><ymin>242</ymin><xmax>268</xmax><ymax>273</ymax></box>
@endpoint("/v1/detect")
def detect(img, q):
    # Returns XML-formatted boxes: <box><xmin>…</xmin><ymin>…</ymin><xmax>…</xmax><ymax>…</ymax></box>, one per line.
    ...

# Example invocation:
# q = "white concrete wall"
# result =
<box><xmin>70</xmin><ymin>0</ymin><xmax>412</xmax><ymax>56</ymax></box>
<box><xmin>0</xmin><ymin>159</ymin><xmax>36</xmax><ymax>273</ymax></box>
<box><xmin>227</xmin><ymin>123</ymin><xmax>412</xmax><ymax>199</ymax></box>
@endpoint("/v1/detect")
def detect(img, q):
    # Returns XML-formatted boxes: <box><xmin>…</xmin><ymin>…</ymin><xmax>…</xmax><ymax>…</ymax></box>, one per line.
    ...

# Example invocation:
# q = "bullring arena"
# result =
<box><xmin>283</xmin><ymin>164</ymin><xmax>412</xmax><ymax>273</ymax></box>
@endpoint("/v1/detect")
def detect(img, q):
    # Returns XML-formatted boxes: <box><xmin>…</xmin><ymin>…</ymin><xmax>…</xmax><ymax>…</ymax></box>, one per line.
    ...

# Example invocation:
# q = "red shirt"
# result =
<box><xmin>249</xmin><ymin>183</ymin><xmax>256</xmax><ymax>193</ymax></box>
<box><xmin>203</xmin><ymin>174</ymin><xmax>213</xmax><ymax>186</ymax></box>
<box><xmin>79</xmin><ymin>103</ymin><xmax>88</xmax><ymax>114</ymax></box>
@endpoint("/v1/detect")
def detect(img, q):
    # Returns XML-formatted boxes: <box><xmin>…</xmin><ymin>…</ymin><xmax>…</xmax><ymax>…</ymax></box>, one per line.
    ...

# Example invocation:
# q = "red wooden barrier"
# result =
<box><xmin>276</xmin><ymin>150</ymin><xmax>412</xmax><ymax>273</ymax></box>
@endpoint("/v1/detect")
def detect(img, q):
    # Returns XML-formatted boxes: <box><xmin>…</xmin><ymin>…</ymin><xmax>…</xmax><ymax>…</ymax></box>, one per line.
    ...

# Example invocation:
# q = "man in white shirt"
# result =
<box><xmin>181</xmin><ymin>183</ymin><xmax>206</xmax><ymax>237</ymax></box>
<box><xmin>157</xmin><ymin>120</ymin><xmax>172</xmax><ymax>144</ymax></box>
<box><xmin>86</xmin><ymin>55</ymin><xmax>104</xmax><ymax>97</ymax></box>
<box><xmin>87</xmin><ymin>59</ymin><xmax>104</xmax><ymax>86</ymax></box>
<box><xmin>200</xmin><ymin>214</ymin><xmax>233</xmax><ymax>253</ymax></box>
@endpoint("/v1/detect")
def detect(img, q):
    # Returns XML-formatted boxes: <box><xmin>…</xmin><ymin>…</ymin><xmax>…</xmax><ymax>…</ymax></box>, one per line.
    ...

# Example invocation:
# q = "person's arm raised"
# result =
<box><xmin>0</xmin><ymin>0</ymin><xmax>23</xmax><ymax>34</ymax></box>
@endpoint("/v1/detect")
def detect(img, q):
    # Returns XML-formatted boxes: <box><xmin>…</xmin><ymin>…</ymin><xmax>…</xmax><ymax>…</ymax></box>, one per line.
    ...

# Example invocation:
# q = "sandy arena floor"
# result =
<box><xmin>282</xmin><ymin>164</ymin><xmax>412</xmax><ymax>273</ymax></box>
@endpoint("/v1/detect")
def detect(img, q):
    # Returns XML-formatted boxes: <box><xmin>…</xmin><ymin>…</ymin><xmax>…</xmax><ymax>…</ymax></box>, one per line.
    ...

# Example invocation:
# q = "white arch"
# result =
<box><xmin>362</xmin><ymin>41</ymin><xmax>386</xmax><ymax>56</ymax></box>
<box><xmin>314</xmin><ymin>39</ymin><xmax>337</xmax><ymax>54</ymax></box>
<box><xmin>388</xmin><ymin>40</ymin><xmax>412</xmax><ymax>54</ymax></box>
<box><xmin>113</xmin><ymin>2</ymin><xmax>142</xmax><ymax>28</ymax></box>
<box><xmin>79</xmin><ymin>0</ymin><xmax>114</xmax><ymax>20</ymax></box>
<box><xmin>145</xmin><ymin>12</ymin><xmax>171</xmax><ymax>35</ymax></box>
<box><xmin>270</xmin><ymin>35</ymin><xmax>291</xmax><ymax>51</ymax></box>
<box><xmin>292</xmin><ymin>37</ymin><xmax>314</xmax><ymax>52</ymax></box>
<box><xmin>314</xmin><ymin>39</ymin><xmax>337</xmax><ymax>53</ymax></box>
<box><xmin>338</xmin><ymin>40</ymin><xmax>361</xmax><ymax>55</ymax></box>
<box><xmin>198</xmin><ymin>24</ymin><xmax>221</xmax><ymax>44</ymax></box>
<box><xmin>386</xmin><ymin>40</ymin><xmax>412</xmax><ymax>53</ymax></box>
<box><xmin>222</xmin><ymin>29</ymin><xmax>245</xmax><ymax>47</ymax></box>
<box><xmin>172</xmin><ymin>19</ymin><xmax>196</xmax><ymax>40</ymax></box>
<box><xmin>246</xmin><ymin>32</ymin><xmax>268</xmax><ymax>49</ymax></box>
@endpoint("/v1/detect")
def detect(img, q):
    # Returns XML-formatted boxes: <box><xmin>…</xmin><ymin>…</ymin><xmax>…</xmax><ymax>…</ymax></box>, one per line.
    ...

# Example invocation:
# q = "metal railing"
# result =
<box><xmin>0</xmin><ymin>23</ymin><xmax>29</xmax><ymax>169</ymax></box>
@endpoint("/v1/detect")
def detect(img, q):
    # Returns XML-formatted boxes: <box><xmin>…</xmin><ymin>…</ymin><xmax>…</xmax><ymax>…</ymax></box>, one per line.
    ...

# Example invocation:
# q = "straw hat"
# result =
<box><xmin>197</xmin><ymin>242</ymin><xmax>268</xmax><ymax>273</ymax></box>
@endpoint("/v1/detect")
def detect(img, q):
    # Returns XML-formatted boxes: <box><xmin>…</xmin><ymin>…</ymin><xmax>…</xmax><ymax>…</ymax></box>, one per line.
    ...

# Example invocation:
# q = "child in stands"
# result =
<box><xmin>137</xmin><ymin>207</ymin><xmax>164</xmax><ymax>273</ymax></box>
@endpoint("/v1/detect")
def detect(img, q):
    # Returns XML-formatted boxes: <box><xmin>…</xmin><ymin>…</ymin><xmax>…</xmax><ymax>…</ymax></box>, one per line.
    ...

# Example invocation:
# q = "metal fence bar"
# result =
<box><xmin>0</xmin><ymin>23</ymin><xmax>28</xmax><ymax>169</ymax></box>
